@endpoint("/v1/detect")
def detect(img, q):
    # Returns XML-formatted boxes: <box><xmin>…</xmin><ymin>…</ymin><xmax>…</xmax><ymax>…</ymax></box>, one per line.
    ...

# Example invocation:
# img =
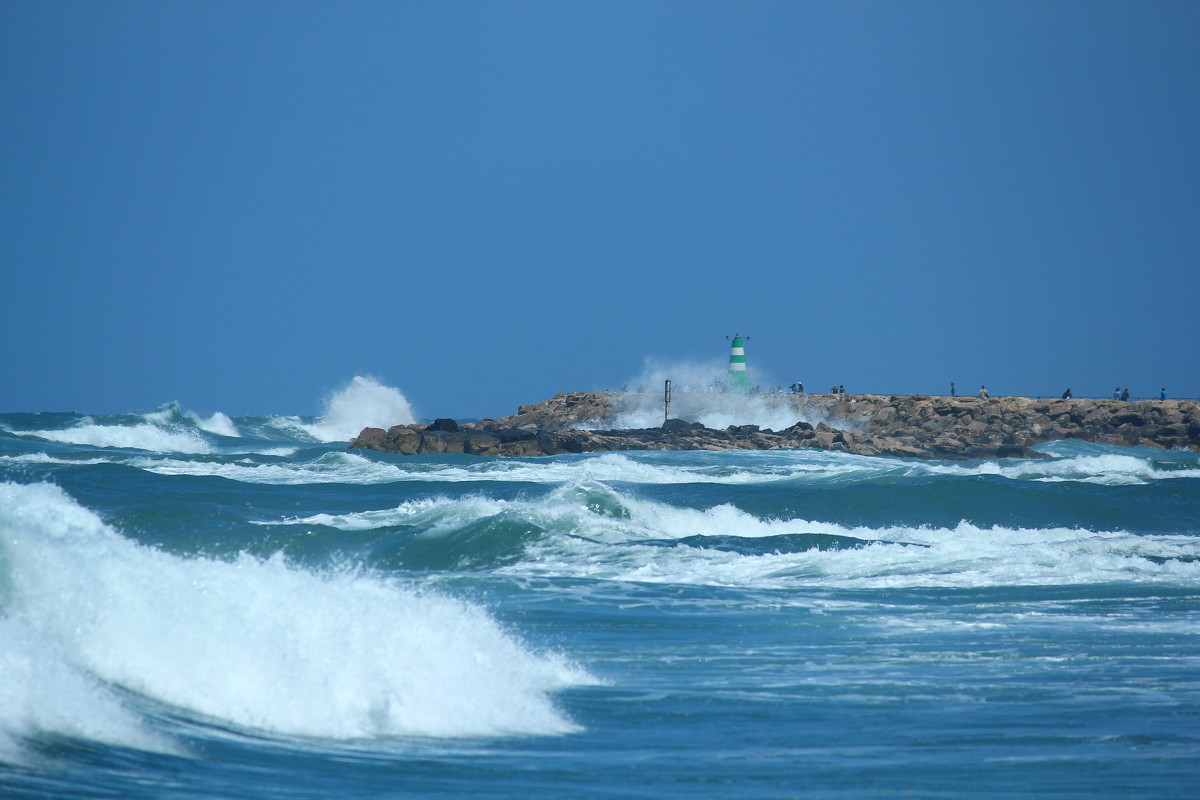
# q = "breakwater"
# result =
<box><xmin>350</xmin><ymin>391</ymin><xmax>1200</xmax><ymax>459</ymax></box>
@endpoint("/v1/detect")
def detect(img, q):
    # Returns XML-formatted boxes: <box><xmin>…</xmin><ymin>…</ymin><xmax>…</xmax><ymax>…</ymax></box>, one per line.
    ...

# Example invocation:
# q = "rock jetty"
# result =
<box><xmin>349</xmin><ymin>391</ymin><xmax>1200</xmax><ymax>460</ymax></box>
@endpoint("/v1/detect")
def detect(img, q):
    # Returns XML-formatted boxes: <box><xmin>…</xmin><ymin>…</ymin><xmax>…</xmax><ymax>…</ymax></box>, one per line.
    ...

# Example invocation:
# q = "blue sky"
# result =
<box><xmin>3</xmin><ymin>1</ymin><xmax>1198</xmax><ymax>419</ymax></box>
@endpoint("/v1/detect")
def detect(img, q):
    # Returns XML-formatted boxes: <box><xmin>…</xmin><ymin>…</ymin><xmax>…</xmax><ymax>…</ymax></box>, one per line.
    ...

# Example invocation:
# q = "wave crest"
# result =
<box><xmin>0</xmin><ymin>482</ymin><xmax>592</xmax><ymax>756</ymax></box>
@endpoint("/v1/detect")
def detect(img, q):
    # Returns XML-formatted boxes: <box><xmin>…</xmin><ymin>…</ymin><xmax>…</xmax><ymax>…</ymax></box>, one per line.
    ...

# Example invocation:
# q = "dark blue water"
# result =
<box><xmin>2</xmin><ymin>400</ymin><xmax>1198</xmax><ymax>799</ymax></box>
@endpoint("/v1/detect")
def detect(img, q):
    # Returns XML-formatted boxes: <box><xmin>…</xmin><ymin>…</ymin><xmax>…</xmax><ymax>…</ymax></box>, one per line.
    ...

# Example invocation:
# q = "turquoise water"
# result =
<box><xmin>2</xmin><ymin>400</ymin><xmax>1198</xmax><ymax>799</ymax></box>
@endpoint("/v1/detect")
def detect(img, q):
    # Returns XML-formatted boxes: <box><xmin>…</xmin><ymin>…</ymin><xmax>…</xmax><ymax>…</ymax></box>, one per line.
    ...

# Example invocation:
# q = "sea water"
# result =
<box><xmin>1</xmin><ymin>381</ymin><xmax>1197</xmax><ymax>798</ymax></box>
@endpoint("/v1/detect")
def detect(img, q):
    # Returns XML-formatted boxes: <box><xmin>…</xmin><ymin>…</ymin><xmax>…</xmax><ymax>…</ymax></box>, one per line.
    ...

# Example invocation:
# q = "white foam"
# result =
<box><xmin>919</xmin><ymin>453</ymin><xmax>1200</xmax><ymax>485</ymax></box>
<box><xmin>23</xmin><ymin>421</ymin><xmax>214</xmax><ymax>454</ymax></box>
<box><xmin>359</xmin><ymin>451</ymin><xmax>859</xmax><ymax>486</ymax></box>
<box><xmin>187</xmin><ymin>410</ymin><xmax>240</xmax><ymax>438</ymax></box>
<box><xmin>299</xmin><ymin>376</ymin><xmax>417</xmax><ymax>443</ymax></box>
<box><xmin>0</xmin><ymin>616</ymin><xmax>179</xmax><ymax>762</ymax></box>
<box><xmin>129</xmin><ymin>451</ymin><xmax>407</xmax><ymax>485</ymax></box>
<box><xmin>253</xmin><ymin>477</ymin><xmax>1200</xmax><ymax>590</ymax></box>
<box><xmin>0</xmin><ymin>453</ymin><xmax>114</xmax><ymax>466</ymax></box>
<box><xmin>262</xmin><ymin>496</ymin><xmax>509</xmax><ymax>531</ymax></box>
<box><xmin>119</xmin><ymin>449</ymin><xmax>864</xmax><ymax>488</ymax></box>
<box><xmin>506</xmin><ymin>517</ymin><xmax>1200</xmax><ymax>590</ymax></box>
<box><xmin>0</xmin><ymin>482</ymin><xmax>593</xmax><ymax>753</ymax></box>
<box><xmin>141</xmin><ymin>403</ymin><xmax>241</xmax><ymax>439</ymax></box>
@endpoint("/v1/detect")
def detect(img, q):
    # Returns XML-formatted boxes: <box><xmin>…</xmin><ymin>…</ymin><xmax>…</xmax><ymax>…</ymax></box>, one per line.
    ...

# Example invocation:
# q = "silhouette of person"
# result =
<box><xmin>1160</xmin><ymin>387</ymin><xmax>1168</xmax><ymax>400</ymax></box>
<box><xmin>950</xmin><ymin>382</ymin><xmax>956</xmax><ymax>397</ymax></box>
<box><xmin>1121</xmin><ymin>388</ymin><xmax>1130</xmax><ymax>401</ymax></box>
<box><xmin>979</xmin><ymin>385</ymin><xmax>989</xmax><ymax>399</ymax></box>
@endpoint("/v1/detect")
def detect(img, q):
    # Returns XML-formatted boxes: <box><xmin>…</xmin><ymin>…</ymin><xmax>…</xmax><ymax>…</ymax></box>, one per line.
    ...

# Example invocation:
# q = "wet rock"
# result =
<box><xmin>348</xmin><ymin>394</ymin><xmax>1200</xmax><ymax>459</ymax></box>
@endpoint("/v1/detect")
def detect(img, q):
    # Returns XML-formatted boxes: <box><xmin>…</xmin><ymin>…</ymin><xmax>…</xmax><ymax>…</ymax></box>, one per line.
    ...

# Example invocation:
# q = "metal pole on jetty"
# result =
<box><xmin>728</xmin><ymin>334</ymin><xmax>749</xmax><ymax>394</ymax></box>
<box><xmin>664</xmin><ymin>379</ymin><xmax>672</xmax><ymax>425</ymax></box>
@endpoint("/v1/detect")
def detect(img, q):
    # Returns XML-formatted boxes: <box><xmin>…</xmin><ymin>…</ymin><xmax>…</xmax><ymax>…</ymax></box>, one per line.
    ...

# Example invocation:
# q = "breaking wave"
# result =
<box><xmin>286</xmin><ymin>376</ymin><xmax>417</xmax><ymax>443</ymax></box>
<box><xmin>0</xmin><ymin>482</ymin><xmax>594</xmax><ymax>761</ymax></box>
<box><xmin>255</xmin><ymin>479</ymin><xmax>1200</xmax><ymax>589</ymax></box>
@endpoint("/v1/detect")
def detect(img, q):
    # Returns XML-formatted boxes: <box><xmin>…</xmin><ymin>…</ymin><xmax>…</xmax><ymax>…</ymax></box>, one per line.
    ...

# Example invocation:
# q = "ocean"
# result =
<box><xmin>2</xmin><ymin>381</ymin><xmax>1198</xmax><ymax>799</ymax></box>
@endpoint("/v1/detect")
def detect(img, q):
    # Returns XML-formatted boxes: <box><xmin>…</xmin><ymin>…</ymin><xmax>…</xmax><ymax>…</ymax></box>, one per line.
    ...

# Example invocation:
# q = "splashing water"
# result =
<box><xmin>609</xmin><ymin>357</ymin><xmax>828</xmax><ymax>431</ymax></box>
<box><xmin>303</xmin><ymin>376</ymin><xmax>417</xmax><ymax>442</ymax></box>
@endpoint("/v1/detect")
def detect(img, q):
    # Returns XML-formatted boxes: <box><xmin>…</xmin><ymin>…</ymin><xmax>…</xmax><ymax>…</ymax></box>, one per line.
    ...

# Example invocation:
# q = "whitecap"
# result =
<box><xmin>0</xmin><ymin>482</ymin><xmax>595</xmax><ymax>753</ymax></box>
<box><xmin>22</xmin><ymin>421</ymin><xmax>214</xmax><ymax>454</ymax></box>
<box><xmin>918</xmin><ymin>452</ymin><xmax>1200</xmax><ymax>485</ymax></box>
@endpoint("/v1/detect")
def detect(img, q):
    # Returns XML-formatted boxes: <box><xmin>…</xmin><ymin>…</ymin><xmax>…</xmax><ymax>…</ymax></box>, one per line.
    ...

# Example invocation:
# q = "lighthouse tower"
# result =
<box><xmin>728</xmin><ymin>334</ymin><xmax>749</xmax><ymax>394</ymax></box>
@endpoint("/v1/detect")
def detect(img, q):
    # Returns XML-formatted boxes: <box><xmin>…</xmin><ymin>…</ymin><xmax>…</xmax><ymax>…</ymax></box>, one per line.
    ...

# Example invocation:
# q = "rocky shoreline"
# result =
<box><xmin>350</xmin><ymin>391</ymin><xmax>1200</xmax><ymax>460</ymax></box>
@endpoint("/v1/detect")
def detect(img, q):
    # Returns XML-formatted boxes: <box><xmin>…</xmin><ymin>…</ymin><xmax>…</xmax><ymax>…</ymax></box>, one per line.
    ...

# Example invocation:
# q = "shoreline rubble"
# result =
<box><xmin>349</xmin><ymin>391</ymin><xmax>1200</xmax><ymax>459</ymax></box>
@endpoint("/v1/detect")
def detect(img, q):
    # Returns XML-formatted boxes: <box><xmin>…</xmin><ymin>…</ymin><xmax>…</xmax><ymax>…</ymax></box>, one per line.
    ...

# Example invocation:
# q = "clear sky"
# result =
<box><xmin>3</xmin><ymin>0</ymin><xmax>1198</xmax><ymax>419</ymax></box>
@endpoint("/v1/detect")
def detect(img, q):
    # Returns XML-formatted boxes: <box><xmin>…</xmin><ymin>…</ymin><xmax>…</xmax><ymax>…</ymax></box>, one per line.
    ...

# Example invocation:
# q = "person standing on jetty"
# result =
<box><xmin>1121</xmin><ymin>388</ymin><xmax>1130</xmax><ymax>401</ymax></box>
<box><xmin>979</xmin><ymin>385</ymin><xmax>989</xmax><ymax>399</ymax></box>
<box><xmin>1161</xmin><ymin>387</ymin><xmax>1168</xmax><ymax>400</ymax></box>
<box><xmin>950</xmin><ymin>382</ymin><xmax>956</xmax><ymax>397</ymax></box>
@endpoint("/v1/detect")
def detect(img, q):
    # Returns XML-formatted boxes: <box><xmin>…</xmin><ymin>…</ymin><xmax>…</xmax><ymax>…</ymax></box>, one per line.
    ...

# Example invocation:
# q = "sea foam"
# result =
<box><xmin>16</xmin><ymin>402</ymin><xmax>251</xmax><ymax>454</ymax></box>
<box><xmin>920</xmin><ymin>452</ymin><xmax>1200</xmax><ymax>485</ymax></box>
<box><xmin>268</xmin><ymin>479</ymin><xmax>1200</xmax><ymax>591</ymax></box>
<box><xmin>503</xmin><ymin>501</ymin><xmax>1200</xmax><ymax>590</ymax></box>
<box><xmin>0</xmin><ymin>482</ymin><xmax>592</xmax><ymax>757</ymax></box>
<box><xmin>21</xmin><ymin>419</ymin><xmax>214</xmax><ymax>454</ymax></box>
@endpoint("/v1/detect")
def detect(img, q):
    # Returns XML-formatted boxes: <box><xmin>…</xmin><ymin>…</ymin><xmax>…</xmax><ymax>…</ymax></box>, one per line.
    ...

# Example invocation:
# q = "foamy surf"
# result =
<box><xmin>128</xmin><ymin>451</ymin><xmax>408</xmax><ymax>485</ymax></box>
<box><xmin>18</xmin><ymin>419</ymin><xmax>216</xmax><ymax>454</ymax></box>
<box><xmin>503</xmin><ymin>515</ymin><xmax>1200</xmax><ymax>590</ymax></box>
<box><xmin>144</xmin><ymin>402</ymin><xmax>242</xmax><ymax>438</ymax></box>
<box><xmin>250</xmin><ymin>478</ymin><xmax>1200</xmax><ymax>589</ymax></box>
<box><xmin>918</xmin><ymin>451</ymin><xmax>1200</xmax><ymax>485</ymax></box>
<box><xmin>0</xmin><ymin>482</ymin><xmax>594</xmax><ymax>757</ymax></box>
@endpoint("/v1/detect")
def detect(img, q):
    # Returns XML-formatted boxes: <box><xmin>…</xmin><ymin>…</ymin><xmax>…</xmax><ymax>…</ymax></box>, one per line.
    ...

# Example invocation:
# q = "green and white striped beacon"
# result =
<box><xmin>728</xmin><ymin>334</ymin><xmax>749</xmax><ymax>393</ymax></box>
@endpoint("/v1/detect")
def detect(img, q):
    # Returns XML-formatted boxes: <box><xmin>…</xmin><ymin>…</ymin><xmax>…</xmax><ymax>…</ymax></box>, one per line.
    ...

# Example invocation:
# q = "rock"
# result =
<box><xmin>386</xmin><ymin>427</ymin><xmax>423</xmax><ymax>455</ymax></box>
<box><xmin>354</xmin><ymin>427</ymin><xmax>387</xmax><ymax>447</ymax></box>
<box><xmin>347</xmin><ymin>393</ymin><xmax>1200</xmax><ymax>459</ymax></box>
<box><xmin>463</xmin><ymin>432</ymin><xmax>501</xmax><ymax>455</ymax></box>
<box><xmin>873</xmin><ymin>407</ymin><xmax>898</xmax><ymax>425</ymax></box>
<box><xmin>812</xmin><ymin>430</ymin><xmax>836</xmax><ymax>448</ymax></box>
